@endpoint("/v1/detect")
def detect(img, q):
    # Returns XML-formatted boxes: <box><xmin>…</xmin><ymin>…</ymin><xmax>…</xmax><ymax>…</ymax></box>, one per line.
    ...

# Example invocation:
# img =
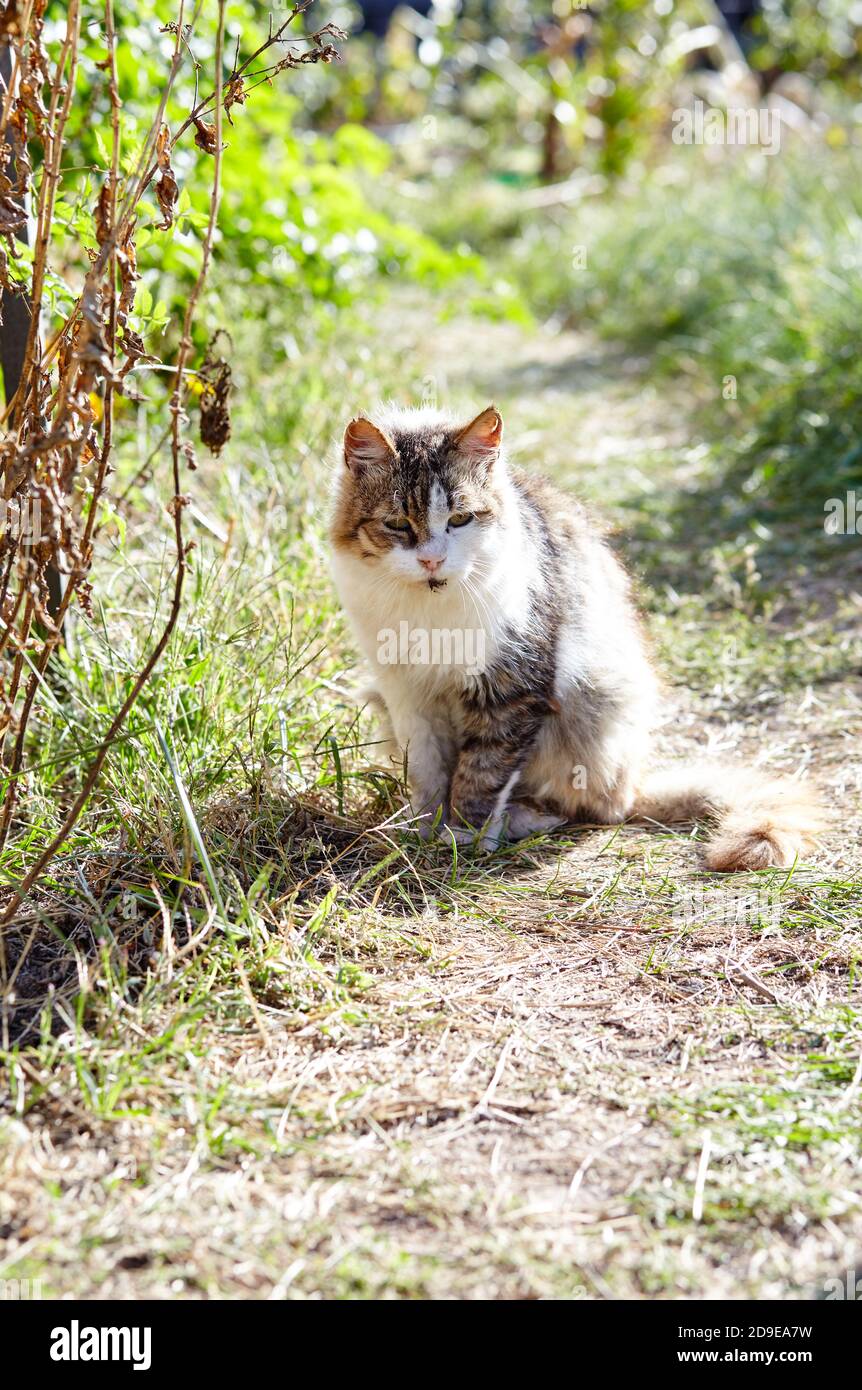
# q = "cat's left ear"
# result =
<box><xmin>454</xmin><ymin>406</ymin><xmax>502</xmax><ymax>468</ymax></box>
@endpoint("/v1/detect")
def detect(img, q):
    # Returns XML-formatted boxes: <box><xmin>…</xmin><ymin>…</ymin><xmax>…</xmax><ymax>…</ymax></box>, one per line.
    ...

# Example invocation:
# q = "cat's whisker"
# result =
<box><xmin>458</xmin><ymin>573</ymin><xmax>494</xmax><ymax>640</ymax></box>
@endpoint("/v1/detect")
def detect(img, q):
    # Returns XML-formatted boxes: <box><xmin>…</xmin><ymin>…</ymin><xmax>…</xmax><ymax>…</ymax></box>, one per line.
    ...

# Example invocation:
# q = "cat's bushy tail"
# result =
<box><xmin>634</xmin><ymin>764</ymin><xmax>828</xmax><ymax>871</ymax></box>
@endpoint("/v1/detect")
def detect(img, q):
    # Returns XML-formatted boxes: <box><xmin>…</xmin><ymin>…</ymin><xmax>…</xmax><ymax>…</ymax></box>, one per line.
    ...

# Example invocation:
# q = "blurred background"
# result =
<box><xmin>65</xmin><ymin>0</ymin><xmax>862</xmax><ymax>523</ymax></box>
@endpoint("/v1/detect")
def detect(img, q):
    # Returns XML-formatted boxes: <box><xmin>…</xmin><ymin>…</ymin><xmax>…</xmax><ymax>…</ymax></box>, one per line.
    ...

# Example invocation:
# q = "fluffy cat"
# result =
<box><xmin>329</xmin><ymin>404</ymin><xmax>825</xmax><ymax>870</ymax></box>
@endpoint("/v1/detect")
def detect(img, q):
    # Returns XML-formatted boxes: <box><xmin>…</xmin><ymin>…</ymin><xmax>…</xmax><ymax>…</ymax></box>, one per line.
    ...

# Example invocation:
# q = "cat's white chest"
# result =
<box><xmin>333</xmin><ymin>556</ymin><xmax>502</xmax><ymax>695</ymax></box>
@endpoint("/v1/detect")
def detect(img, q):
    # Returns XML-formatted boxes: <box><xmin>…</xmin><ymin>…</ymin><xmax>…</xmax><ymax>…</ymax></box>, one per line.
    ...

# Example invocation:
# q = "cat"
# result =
<box><xmin>329</xmin><ymin>404</ymin><xmax>825</xmax><ymax>870</ymax></box>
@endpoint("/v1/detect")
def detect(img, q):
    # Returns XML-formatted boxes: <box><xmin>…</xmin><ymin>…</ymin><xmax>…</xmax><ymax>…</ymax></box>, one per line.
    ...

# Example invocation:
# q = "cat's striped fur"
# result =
<box><xmin>329</xmin><ymin>405</ymin><xmax>825</xmax><ymax>869</ymax></box>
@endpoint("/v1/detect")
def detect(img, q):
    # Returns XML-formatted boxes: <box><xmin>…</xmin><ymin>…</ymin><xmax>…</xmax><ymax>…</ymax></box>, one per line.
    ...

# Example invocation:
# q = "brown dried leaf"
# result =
<box><xmin>224</xmin><ymin>76</ymin><xmax>246</xmax><ymax>126</ymax></box>
<box><xmin>155</xmin><ymin>169</ymin><xmax>178</xmax><ymax>231</ymax></box>
<box><xmin>154</xmin><ymin>124</ymin><xmax>179</xmax><ymax>230</ymax></box>
<box><xmin>17</xmin><ymin>77</ymin><xmax>49</xmax><ymax>134</ymax></box>
<box><xmin>167</xmin><ymin>493</ymin><xmax>191</xmax><ymax>518</ymax></box>
<box><xmin>117</xmin><ymin>221</ymin><xmax>140</xmax><ymax>331</ymax></box>
<box><xmin>94</xmin><ymin>181</ymin><xmax>112</xmax><ymax>248</ymax></box>
<box><xmin>198</xmin><ymin>348</ymin><xmax>232</xmax><ymax>457</ymax></box>
<box><xmin>193</xmin><ymin>117</ymin><xmax>219</xmax><ymax>155</ymax></box>
<box><xmin>155</xmin><ymin>123</ymin><xmax>172</xmax><ymax>170</ymax></box>
<box><xmin>76</xmin><ymin>580</ymin><xmax>94</xmax><ymax>617</ymax></box>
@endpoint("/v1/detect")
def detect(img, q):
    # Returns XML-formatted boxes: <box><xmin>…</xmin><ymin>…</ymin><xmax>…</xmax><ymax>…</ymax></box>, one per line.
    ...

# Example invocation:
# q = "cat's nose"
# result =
<box><xmin>419</xmin><ymin>556</ymin><xmax>443</xmax><ymax>574</ymax></box>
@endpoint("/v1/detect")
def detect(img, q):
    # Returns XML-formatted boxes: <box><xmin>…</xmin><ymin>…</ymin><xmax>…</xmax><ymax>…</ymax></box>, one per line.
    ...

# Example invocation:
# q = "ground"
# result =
<box><xmin>1</xmin><ymin>293</ymin><xmax>861</xmax><ymax>1300</ymax></box>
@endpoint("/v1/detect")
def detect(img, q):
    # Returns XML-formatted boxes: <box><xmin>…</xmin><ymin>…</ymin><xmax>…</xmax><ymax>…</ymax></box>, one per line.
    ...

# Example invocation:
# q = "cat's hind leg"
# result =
<box><xmin>522</xmin><ymin>706</ymin><xmax>647</xmax><ymax>828</ymax></box>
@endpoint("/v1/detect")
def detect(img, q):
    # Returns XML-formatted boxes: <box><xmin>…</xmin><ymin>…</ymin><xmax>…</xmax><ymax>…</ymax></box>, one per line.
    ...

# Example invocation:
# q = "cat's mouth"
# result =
<box><xmin>427</xmin><ymin>578</ymin><xmax>447</xmax><ymax>591</ymax></box>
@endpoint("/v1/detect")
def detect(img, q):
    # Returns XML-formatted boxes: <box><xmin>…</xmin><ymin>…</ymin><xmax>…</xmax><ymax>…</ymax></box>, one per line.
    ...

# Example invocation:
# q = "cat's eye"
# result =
<box><xmin>384</xmin><ymin>515</ymin><xmax>412</xmax><ymax>533</ymax></box>
<box><xmin>448</xmin><ymin>512</ymin><xmax>474</xmax><ymax>528</ymax></box>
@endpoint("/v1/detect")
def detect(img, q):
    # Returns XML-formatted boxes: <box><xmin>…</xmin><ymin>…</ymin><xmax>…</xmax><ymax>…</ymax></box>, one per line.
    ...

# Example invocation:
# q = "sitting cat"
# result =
<box><xmin>329</xmin><ymin>404</ymin><xmax>824</xmax><ymax>870</ymax></box>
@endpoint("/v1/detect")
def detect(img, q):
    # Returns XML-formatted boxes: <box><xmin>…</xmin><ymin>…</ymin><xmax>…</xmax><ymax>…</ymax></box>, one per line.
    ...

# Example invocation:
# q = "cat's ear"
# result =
<box><xmin>454</xmin><ymin>406</ymin><xmax>503</xmax><ymax>467</ymax></box>
<box><xmin>343</xmin><ymin>417</ymin><xmax>395</xmax><ymax>475</ymax></box>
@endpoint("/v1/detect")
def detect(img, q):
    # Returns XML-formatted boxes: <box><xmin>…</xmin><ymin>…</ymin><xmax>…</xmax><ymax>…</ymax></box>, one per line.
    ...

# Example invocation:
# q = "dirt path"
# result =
<box><xmin>2</xmin><ymin>306</ymin><xmax>860</xmax><ymax>1300</ymax></box>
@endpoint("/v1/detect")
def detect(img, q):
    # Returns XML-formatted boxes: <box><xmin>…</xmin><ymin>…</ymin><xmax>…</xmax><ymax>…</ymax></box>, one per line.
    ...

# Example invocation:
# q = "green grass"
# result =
<box><xmin>411</xmin><ymin>144</ymin><xmax>862</xmax><ymax>526</ymax></box>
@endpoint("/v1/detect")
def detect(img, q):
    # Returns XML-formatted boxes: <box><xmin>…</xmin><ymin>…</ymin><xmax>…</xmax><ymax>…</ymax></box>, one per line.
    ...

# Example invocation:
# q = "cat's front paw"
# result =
<box><xmin>408</xmin><ymin>799</ymin><xmax>447</xmax><ymax>841</ymax></box>
<box><xmin>446</xmin><ymin>821</ymin><xmax>502</xmax><ymax>853</ymax></box>
<box><xmin>414</xmin><ymin>815</ymin><xmax>443</xmax><ymax>842</ymax></box>
<box><xmin>447</xmin><ymin>824</ymin><xmax>475</xmax><ymax>848</ymax></box>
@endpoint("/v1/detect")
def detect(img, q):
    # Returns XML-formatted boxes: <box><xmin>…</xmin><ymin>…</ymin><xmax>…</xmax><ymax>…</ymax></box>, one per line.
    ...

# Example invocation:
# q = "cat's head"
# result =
<box><xmin>330</xmin><ymin>405</ymin><xmax>505</xmax><ymax>590</ymax></box>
